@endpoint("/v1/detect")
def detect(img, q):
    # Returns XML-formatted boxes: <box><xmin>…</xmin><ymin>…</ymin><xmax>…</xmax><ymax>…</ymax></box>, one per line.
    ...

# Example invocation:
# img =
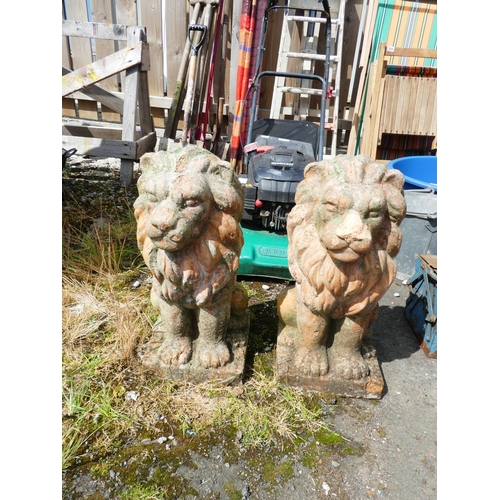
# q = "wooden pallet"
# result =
<box><xmin>62</xmin><ymin>20</ymin><xmax>156</xmax><ymax>185</ymax></box>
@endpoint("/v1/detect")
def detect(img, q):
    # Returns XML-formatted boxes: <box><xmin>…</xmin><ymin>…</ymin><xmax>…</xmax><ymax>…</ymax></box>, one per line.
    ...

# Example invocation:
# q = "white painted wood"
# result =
<box><xmin>62</xmin><ymin>66</ymin><xmax>124</xmax><ymax>114</ymax></box>
<box><xmin>66</xmin><ymin>90</ymin><xmax>172</xmax><ymax>110</ymax></box>
<box><xmin>120</xmin><ymin>26</ymin><xmax>144</xmax><ymax>185</ymax></box>
<box><xmin>62</xmin><ymin>2</ymin><xmax>76</xmax><ymax>117</ymax></box>
<box><xmin>62</xmin><ymin>42</ymin><xmax>146</xmax><ymax>97</ymax></box>
<box><xmin>62</xmin><ymin>19</ymin><xmax>128</xmax><ymax>40</ymax></box>
<box><xmin>62</xmin><ymin>131</ymin><xmax>156</xmax><ymax>159</ymax></box>
<box><xmin>61</xmin><ymin>15</ymin><xmax>154</xmax><ymax>185</ymax></box>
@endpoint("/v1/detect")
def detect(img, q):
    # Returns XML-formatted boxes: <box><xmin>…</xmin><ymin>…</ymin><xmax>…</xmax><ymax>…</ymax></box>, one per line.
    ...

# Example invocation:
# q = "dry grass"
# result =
<box><xmin>62</xmin><ymin>176</ymin><xmax>337</xmax><ymax>472</ymax></box>
<box><xmin>62</xmin><ymin>273</ymin><xmax>152</xmax><ymax>365</ymax></box>
<box><xmin>62</xmin><ymin>197</ymin><xmax>156</xmax><ymax>469</ymax></box>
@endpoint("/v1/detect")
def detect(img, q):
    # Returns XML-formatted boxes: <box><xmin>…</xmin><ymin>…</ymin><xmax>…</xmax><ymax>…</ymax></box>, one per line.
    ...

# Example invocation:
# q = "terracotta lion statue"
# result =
<box><xmin>278</xmin><ymin>154</ymin><xmax>406</xmax><ymax>381</ymax></box>
<box><xmin>134</xmin><ymin>144</ymin><xmax>247</xmax><ymax>370</ymax></box>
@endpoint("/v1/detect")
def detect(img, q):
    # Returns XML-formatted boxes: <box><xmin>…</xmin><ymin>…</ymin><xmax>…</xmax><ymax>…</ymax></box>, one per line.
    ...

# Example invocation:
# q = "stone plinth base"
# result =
<box><xmin>277</xmin><ymin>332</ymin><xmax>384</xmax><ymax>399</ymax></box>
<box><xmin>140</xmin><ymin>320</ymin><xmax>249</xmax><ymax>386</ymax></box>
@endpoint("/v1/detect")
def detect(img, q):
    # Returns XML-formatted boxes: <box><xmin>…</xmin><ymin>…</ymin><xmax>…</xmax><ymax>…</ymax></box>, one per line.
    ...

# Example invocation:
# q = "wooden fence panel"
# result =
<box><xmin>115</xmin><ymin>0</ymin><xmax>138</xmax><ymax>35</ymax></box>
<box><xmin>113</xmin><ymin>0</ymin><xmax>138</xmax><ymax>105</ymax></box>
<box><xmin>140</xmin><ymin>0</ymin><xmax>165</xmax><ymax>127</ymax></box>
<box><xmin>90</xmin><ymin>0</ymin><xmax>121</xmax><ymax>121</ymax></box>
<box><xmin>62</xmin><ymin>0</ymin><xmax>365</xmax><ymax>147</ymax></box>
<box><xmin>64</xmin><ymin>0</ymin><xmax>99</xmax><ymax>120</ymax></box>
<box><xmin>165</xmin><ymin>1</ymin><xmax>188</xmax><ymax>98</ymax></box>
<box><xmin>62</xmin><ymin>2</ymin><xmax>77</xmax><ymax>117</ymax></box>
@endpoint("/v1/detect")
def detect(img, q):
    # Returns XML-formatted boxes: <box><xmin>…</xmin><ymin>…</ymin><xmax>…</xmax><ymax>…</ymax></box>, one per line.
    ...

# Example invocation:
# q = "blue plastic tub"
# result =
<box><xmin>387</xmin><ymin>156</ymin><xmax>437</xmax><ymax>192</ymax></box>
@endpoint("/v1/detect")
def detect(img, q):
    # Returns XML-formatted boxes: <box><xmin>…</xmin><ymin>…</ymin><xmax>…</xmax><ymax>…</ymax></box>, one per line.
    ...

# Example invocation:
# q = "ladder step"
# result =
<box><xmin>286</xmin><ymin>0</ymin><xmax>330</xmax><ymax>10</ymax></box>
<box><xmin>286</xmin><ymin>15</ymin><xmax>338</xmax><ymax>25</ymax></box>
<box><xmin>276</xmin><ymin>87</ymin><xmax>324</xmax><ymax>96</ymax></box>
<box><xmin>280</xmin><ymin>106</ymin><xmax>313</xmax><ymax>117</ymax></box>
<box><xmin>276</xmin><ymin>87</ymin><xmax>339</xmax><ymax>97</ymax></box>
<box><xmin>285</xmin><ymin>52</ymin><xmax>340</xmax><ymax>62</ymax></box>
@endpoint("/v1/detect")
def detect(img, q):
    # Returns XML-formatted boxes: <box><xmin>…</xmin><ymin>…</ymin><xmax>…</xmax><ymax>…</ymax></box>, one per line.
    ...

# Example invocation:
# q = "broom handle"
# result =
<box><xmin>164</xmin><ymin>2</ymin><xmax>203</xmax><ymax>140</ymax></box>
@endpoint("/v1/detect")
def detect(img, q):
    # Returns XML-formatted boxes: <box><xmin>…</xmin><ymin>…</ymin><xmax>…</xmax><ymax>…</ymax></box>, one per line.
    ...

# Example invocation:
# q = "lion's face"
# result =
<box><xmin>286</xmin><ymin>154</ymin><xmax>406</xmax><ymax>318</ymax></box>
<box><xmin>138</xmin><ymin>172</ymin><xmax>213</xmax><ymax>252</ymax></box>
<box><xmin>315</xmin><ymin>182</ymin><xmax>388</xmax><ymax>263</ymax></box>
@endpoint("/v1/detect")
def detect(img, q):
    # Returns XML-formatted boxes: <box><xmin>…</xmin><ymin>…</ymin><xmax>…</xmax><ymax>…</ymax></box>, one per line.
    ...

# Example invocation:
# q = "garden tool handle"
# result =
<box><xmin>188</xmin><ymin>24</ymin><xmax>207</xmax><ymax>56</ymax></box>
<box><xmin>189</xmin><ymin>0</ymin><xmax>219</xmax><ymax>5</ymax></box>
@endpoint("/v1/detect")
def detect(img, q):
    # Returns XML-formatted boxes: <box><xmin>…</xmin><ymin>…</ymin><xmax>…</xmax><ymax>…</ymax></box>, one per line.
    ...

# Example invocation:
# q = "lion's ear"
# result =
<box><xmin>206</xmin><ymin>162</ymin><xmax>244</xmax><ymax>217</ymax></box>
<box><xmin>383</xmin><ymin>168</ymin><xmax>405</xmax><ymax>192</ymax></box>
<box><xmin>303</xmin><ymin>161</ymin><xmax>335</xmax><ymax>182</ymax></box>
<box><xmin>207</xmin><ymin>161</ymin><xmax>234</xmax><ymax>184</ymax></box>
<box><xmin>192</xmin><ymin>156</ymin><xmax>234</xmax><ymax>183</ymax></box>
<box><xmin>381</xmin><ymin>168</ymin><xmax>407</xmax><ymax>224</ymax></box>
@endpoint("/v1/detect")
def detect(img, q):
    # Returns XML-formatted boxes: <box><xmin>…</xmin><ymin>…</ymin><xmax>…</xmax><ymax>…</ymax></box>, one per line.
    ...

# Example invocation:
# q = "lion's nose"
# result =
<box><xmin>151</xmin><ymin>220</ymin><xmax>171</xmax><ymax>232</ymax></box>
<box><xmin>336</xmin><ymin>210</ymin><xmax>371</xmax><ymax>244</ymax></box>
<box><xmin>150</xmin><ymin>203</ymin><xmax>174</xmax><ymax>232</ymax></box>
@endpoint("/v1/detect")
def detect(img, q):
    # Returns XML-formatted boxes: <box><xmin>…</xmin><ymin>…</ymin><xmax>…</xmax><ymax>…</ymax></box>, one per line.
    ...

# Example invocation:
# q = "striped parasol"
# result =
<box><xmin>230</xmin><ymin>0</ymin><xmax>259</xmax><ymax>170</ymax></box>
<box><xmin>354</xmin><ymin>0</ymin><xmax>438</xmax><ymax>155</ymax></box>
<box><xmin>243</xmin><ymin>0</ymin><xmax>267</xmax><ymax>147</ymax></box>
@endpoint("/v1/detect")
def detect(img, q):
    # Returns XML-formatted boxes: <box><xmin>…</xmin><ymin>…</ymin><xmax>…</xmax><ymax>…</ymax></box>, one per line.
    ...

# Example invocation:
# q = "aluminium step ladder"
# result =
<box><xmin>269</xmin><ymin>0</ymin><xmax>345</xmax><ymax>158</ymax></box>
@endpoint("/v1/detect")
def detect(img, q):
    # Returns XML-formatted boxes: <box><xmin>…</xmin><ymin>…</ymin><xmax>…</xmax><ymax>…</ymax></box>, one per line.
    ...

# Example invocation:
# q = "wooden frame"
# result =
<box><xmin>62</xmin><ymin>20</ymin><xmax>156</xmax><ymax>185</ymax></box>
<box><xmin>355</xmin><ymin>43</ymin><xmax>437</xmax><ymax>161</ymax></box>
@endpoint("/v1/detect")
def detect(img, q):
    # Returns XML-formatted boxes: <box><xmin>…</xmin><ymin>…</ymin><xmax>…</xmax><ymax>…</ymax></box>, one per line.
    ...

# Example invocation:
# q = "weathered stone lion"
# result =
<box><xmin>278</xmin><ymin>154</ymin><xmax>406</xmax><ymax>384</ymax></box>
<box><xmin>134</xmin><ymin>144</ymin><xmax>247</xmax><ymax>371</ymax></box>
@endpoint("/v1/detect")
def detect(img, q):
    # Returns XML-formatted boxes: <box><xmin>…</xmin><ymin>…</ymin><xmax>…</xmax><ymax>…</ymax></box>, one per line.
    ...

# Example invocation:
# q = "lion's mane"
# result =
<box><xmin>134</xmin><ymin>145</ymin><xmax>244</xmax><ymax>307</ymax></box>
<box><xmin>287</xmin><ymin>154</ymin><xmax>406</xmax><ymax>318</ymax></box>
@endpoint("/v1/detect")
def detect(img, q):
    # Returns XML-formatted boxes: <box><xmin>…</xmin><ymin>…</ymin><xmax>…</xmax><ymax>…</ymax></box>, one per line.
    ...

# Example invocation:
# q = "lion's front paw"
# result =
<box><xmin>334</xmin><ymin>353</ymin><xmax>370</xmax><ymax>380</ymax></box>
<box><xmin>295</xmin><ymin>345</ymin><xmax>329</xmax><ymax>377</ymax></box>
<box><xmin>159</xmin><ymin>337</ymin><xmax>193</xmax><ymax>365</ymax></box>
<box><xmin>360</xmin><ymin>341</ymin><xmax>377</xmax><ymax>359</ymax></box>
<box><xmin>198</xmin><ymin>341</ymin><xmax>231</xmax><ymax>369</ymax></box>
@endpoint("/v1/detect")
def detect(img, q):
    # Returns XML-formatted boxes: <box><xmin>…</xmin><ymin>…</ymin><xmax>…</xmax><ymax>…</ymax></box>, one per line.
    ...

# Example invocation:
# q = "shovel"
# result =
<box><xmin>191</xmin><ymin>0</ymin><xmax>220</xmax><ymax>144</ymax></box>
<box><xmin>163</xmin><ymin>1</ymin><xmax>204</xmax><ymax>141</ymax></box>
<box><xmin>181</xmin><ymin>23</ymin><xmax>207</xmax><ymax>145</ymax></box>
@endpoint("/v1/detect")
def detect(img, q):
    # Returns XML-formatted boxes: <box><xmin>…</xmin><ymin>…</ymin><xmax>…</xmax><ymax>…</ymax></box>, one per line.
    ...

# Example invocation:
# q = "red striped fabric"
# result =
<box><xmin>386</xmin><ymin>65</ymin><xmax>437</xmax><ymax>78</ymax></box>
<box><xmin>377</xmin><ymin>133</ymin><xmax>434</xmax><ymax>159</ymax></box>
<box><xmin>230</xmin><ymin>0</ymin><xmax>259</xmax><ymax>168</ymax></box>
